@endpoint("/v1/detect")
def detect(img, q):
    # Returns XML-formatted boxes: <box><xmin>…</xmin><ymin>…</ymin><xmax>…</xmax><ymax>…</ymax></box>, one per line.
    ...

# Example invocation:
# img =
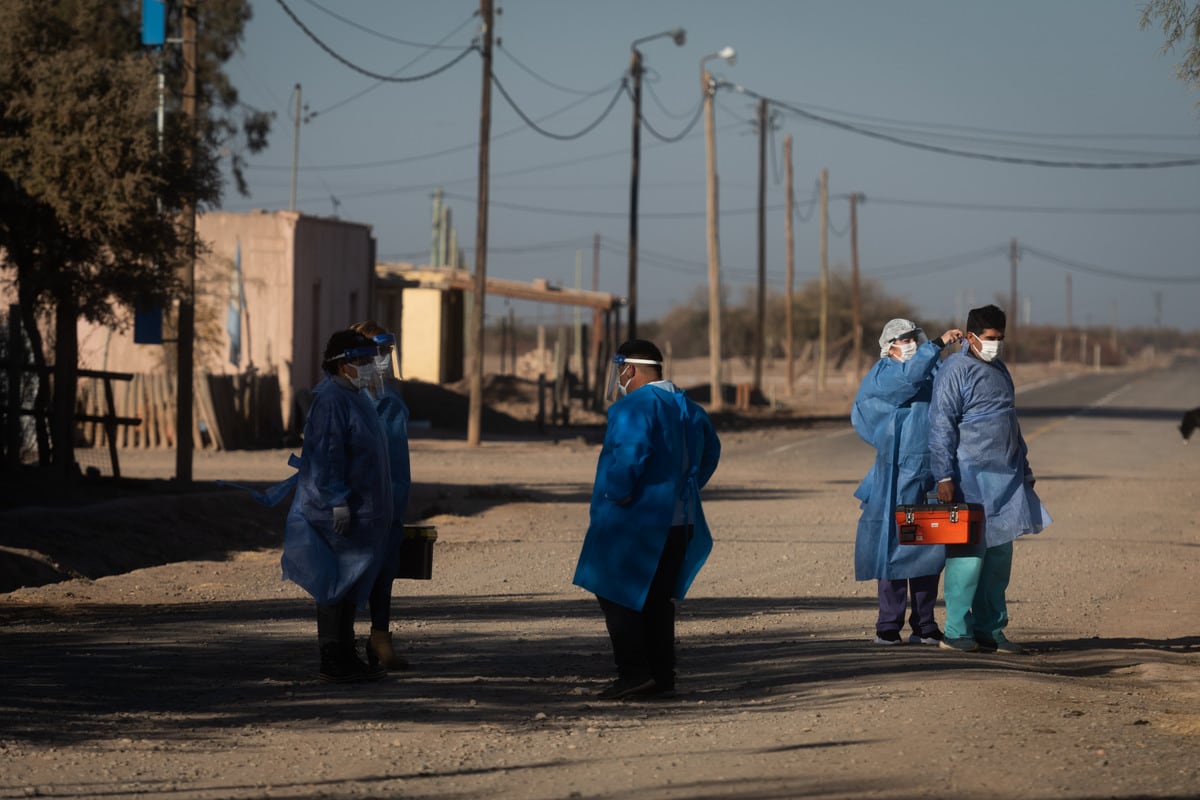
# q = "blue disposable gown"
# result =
<box><xmin>282</xmin><ymin>375</ymin><xmax>393</xmax><ymax>606</ymax></box>
<box><xmin>851</xmin><ymin>342</ymin><xmax>947</xmax><ymax>581</ymax></box>
<box><xmin>928</xmin><ymin>351</ymin><xmax>1050</xmax><ymax>547</ymax></box>
<box><xmin>573</xmin><ymin>382</ymin><xmax>721</xmax><ymax>612</ymax></box>
<box><xmin>372</xmin><ymin>379</ymin><xmax>412</xmax><ymax>570</ymax></box>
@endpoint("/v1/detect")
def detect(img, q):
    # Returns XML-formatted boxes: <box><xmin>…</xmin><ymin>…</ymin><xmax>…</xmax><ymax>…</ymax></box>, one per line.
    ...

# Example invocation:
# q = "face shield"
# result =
<box><xmin>605</xmin><ymin>354</ymin><xmax>663</xmax><ymax>402</ymax></box>
<box><xmin>366</xmin><ymin>332</ymin><xmax>397</xmax><ymax>398</ymax></box>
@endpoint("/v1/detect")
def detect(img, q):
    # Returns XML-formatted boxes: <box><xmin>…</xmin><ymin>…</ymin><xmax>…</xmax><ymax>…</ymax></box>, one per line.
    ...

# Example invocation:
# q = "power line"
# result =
<box><xmin>1021</xmin><ymin>244</ymin><xmax>1200</xmax><ymax>284</ymax></box>
<box><xmin>644</xmin><ymin>76</ymin><xmax>697</xmax><ymax>120</ymax></box>
<box><xmin>275</xmin><ymin>0</ymin><xmax>477</xmax><ymax>83</ymax></box>
<box><xmin>869</xmin><ymin>245</ymin><xmax>1011</xmax><ymax>278</ymax></box>
<box><xmin>438</xmin><ymin>190</ymin><xmax>784</xmax><ymax>219</ymax></box>
<box><xmin>862</xmin><ymin>196</ymin><xmax>1200</xmax><ymax>216</ymax></box>
<box><xmin>768</xmin><ymin>95</ymin><xmax>1200</xmax><ymax>144</ymax></box>
<box><xmin>631</xmin><ymin>86</ymin><xmax>704</xmax><ymax>143</ymax></box>
<box><xmin>729</xmin><ymin>84</ymin><xmax>1200</xmax><ymax>169</ymax></box>
<box><xmin>490</xmin><ymin>72</ymin><xmax>626</xmax><ymax>141</ymax></box>
<box><xmin>298</xmin><ymin>0</ymin><xmax>470</xmax><ymax>49</ymax></box>
<box><xmin>307</xmin><ymin>15</ymin><xmax>480</xmax><ymax>117</ymax></box>
<box><xmin>496</xmin><ymin>42</ymin><xmax>621</xmax><ymax>96</ymax></box>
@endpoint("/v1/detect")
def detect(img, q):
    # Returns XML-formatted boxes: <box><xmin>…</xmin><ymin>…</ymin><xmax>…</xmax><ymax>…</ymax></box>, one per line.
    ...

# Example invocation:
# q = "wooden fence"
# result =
<box><xmin>77</xmin><ymin>371</ymin><xmax>285</xmax><ymax>451</ymax></box>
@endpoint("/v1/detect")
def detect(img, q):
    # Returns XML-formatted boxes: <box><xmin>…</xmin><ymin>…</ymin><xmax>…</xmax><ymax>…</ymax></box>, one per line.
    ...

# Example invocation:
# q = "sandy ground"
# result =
<box><xmin>1</xmin><ymin>360</ymin><xmax>1197</xmax><ymax>799</ymax></box>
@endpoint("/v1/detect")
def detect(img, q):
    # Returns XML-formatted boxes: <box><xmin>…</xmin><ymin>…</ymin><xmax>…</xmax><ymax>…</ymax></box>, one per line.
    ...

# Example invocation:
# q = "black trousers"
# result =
<box><xmin>315</xmin><ymin>600</ymin><xmax>357</xmax><ymax>648</ymax></box>
<box><xmin>597</xmin><ymin>525</ymin><xmax>690</xmax><ymax>685</ymax></box>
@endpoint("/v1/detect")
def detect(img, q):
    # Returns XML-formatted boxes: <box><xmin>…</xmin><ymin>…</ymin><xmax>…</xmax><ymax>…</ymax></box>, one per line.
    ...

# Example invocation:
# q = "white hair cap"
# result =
<box><xmin>878</xmin><ymin>318</ymin><xmax>923</xmax><ymax>357</ymax></box>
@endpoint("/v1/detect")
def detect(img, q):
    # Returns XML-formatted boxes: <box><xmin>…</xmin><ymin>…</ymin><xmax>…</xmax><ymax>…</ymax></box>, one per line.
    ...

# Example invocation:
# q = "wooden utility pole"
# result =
<box><xmin>817</xmin><ymin>168</ymin><xmax>828</xmax><ymax>394</ymax></box>
<box><xmin>1009</xmin><ymin>237</ymin><xmax>1019</xmax><ymax>367</ymax></box>
<box><xmin>289</xmin><ymin>83</ymin><xmax>301</xmax><ymax>211</ymax></box>
<box><xmin>590</xmin><ymin>232</ymin><xmax>601</xmax><ymax>402</ymax></box>
<box><xmin>702</xmin><ymin>64</ymin><xmax>723</xmax><ymax>410</ymax></box>
<box><xmin>175</xmin><ymin>0</ymin><xmax>197</xmax><ymax>482</ymax></box>
<box><xmin>467</xmin><ymin>0</ymin><xmax>494</xmax><ymax>447</ymax></box>
<box><xmin>849</xmin><ymin>192</ymin><xmax>863</xmax><ymax>382</ymax></box>
<box><xmin>627</xmin><ymin>48</ymin><xmax>643</xmax><ymax>341</ymax></box>
<box><xmin>1066</xmin><ymin>273</ymin><xmax>1073</xmax><ymax>329</ymax></box>
<box><xmin>753</xmin><ymin>97</ymin><xmax>767</xmax><ymax>393</ymax></box>
<box><xmin>784</xmin><ymin>136</ymin><xmax>795</xmax><ymax>397</ymax></box>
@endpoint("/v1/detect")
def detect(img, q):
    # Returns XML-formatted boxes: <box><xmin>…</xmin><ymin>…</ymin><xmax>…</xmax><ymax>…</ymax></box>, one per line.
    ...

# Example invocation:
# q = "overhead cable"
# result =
<box><xmin>299</xmin><ymin>0</ymin><xmax>470</xmax><ymax>49</ymax></box>
<box><xmin>275</xmin><ymin>0</ymin><xmax>477</xmax><ymax>83</ymax></box>
<box><xmin>630</xmin><ymin>85</ymin><xmax>705</xmax><ymax>143</ymax></box>
<box><xmin>497</xmin><ymin>42</ymin><xmax>621</xmax><ymax>96</ymax></box>
<box><xmin>491</xmin><ymin>73</ymin><xmax>626</xmax><ymax>141</ymax></box>
<box><xmin>308</xmin><ymin>14</ymin><xmax>480</xmax><ymax>117</ymax></box>
<box><xmin>1021</xmin><ymin>244</ymin><xmax>1200</xmax><ymax>283</ymax></box>
<box><xmin>727</xmin><ymin>84</ymin><xmax>1200</xmax><ymax>169</ymax></box>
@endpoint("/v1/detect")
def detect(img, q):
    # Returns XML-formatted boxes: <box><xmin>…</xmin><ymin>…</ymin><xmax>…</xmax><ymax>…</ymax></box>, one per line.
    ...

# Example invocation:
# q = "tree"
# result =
<box><xmin>0</xmin><ymin>0</ymin><xmax>270</xmax><ymax>476</ymax></box>
<box><xmin>1141</xmin><ymin>1</ymin><xmax>1200</xmax><ymax>94</ymax></box>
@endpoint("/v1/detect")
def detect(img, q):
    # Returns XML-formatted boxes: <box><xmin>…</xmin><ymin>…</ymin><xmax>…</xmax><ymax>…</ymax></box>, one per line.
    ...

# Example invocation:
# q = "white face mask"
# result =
<box><xmin>344</xmin><ymin>362</ymin><xmax>373</xmax><ymax>389</ymax></box>
<box><xmin>971</xmin><ymin>336</ymin><xmax>1003</xmax><ymax>363</ymax></box>
<box><xmin>616</xmin><ymin>367</ymin><xmax>634</xmax><ymax>397</ymax></box>
<box><xmin>894</xmin><ymin>340</ymin><xmax>918</xmax><ymax>362</ymax></box>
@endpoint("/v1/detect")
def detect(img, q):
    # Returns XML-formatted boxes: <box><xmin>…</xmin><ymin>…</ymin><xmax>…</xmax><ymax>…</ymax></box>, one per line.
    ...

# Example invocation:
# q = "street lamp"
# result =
<box><xmin>627</xmin><ymin>27</ymin><xmax>686</xmax><ymax>341</ymax></box>
<box><xmin>701</xmin><ymin>46</ymin><xmax>735</xmax><ymax>411</ymax></box>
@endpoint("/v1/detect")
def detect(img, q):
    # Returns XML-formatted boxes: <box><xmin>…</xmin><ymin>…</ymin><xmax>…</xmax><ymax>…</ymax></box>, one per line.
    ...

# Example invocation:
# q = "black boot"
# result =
<box><xmin>319</xmin><ymin>641</ymin><xmax>386</xmax><ymax>683</ymax></box>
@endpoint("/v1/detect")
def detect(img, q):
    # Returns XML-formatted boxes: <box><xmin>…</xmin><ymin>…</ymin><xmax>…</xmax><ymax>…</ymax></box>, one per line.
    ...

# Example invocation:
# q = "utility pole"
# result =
<box><xmin>1066</xmin><ymin>273</ymin><xmax>1073</xmax><ymax>329</ymax></box>
<box><xmin>753</xmin><ymin>97</ymin><xmax>767</xmax><ymax>393</ymax></box>
<box><xmin>817</xmin><ymin>168</ymin><xmax>828</xmax><ymax>394</ymax></box>
<box><xmin>466</xmin><ymin>0</ymin><xmax>494</xmax><ymax>447</ymax></box>
<box><xmin>627</xmin><ymin>29</ymin><xmax>685</xmax><ymax>341</ymax></box>
<box><xmin>702</xmin><ymin>63</ymin><xmax>723</xmax><ymax>410</ymax></box>
<box><xmin>1009</xmin><ymin>237</ymin><xmax>1019</xmax><ymax>367</ymax></box>
<box><xmin>627</xmin><ymin>48</ymin><xmax>643</xmax><ymax>341</ymax></box>
<box><xmin>849</xmin><ymin>192</ymin><xmax>864</xmax><ymax>382</ymax></box>
<box><xmin>174</xmin><ymin>0</ymin><xmax>197</xmax><ymax>483</ymax></box>
<box><xmin>289</xmin><ymin>83</ymin><xmax>301</xmax><ymax>211</ymax></box>
<box><xmin>784</xmin><ymin>135</ymin><xmax>795</xmax><ymax>397</ymax></box>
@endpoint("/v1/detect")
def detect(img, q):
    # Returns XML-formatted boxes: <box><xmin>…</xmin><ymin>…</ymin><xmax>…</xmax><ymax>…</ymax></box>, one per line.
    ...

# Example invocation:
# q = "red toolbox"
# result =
<box><xmin>894</xmin><ymin>503</ymin><xmax>983</xmax><ymax>545</ymax></box>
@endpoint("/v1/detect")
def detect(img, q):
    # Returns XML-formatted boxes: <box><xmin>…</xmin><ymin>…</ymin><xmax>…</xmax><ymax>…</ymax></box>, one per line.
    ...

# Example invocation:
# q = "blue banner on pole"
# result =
<box><xmin>142</xmin><ymin>0</ymin><xmax>166</xmax><ymax>46</ymax></box>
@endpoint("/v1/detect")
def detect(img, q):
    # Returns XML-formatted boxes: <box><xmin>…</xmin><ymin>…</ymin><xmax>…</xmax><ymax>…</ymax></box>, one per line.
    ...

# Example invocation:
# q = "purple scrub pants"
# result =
<box><xmin>876</xmin><ymin>574</ymin><xmax>941</xmax><ymax>636</ymax></box>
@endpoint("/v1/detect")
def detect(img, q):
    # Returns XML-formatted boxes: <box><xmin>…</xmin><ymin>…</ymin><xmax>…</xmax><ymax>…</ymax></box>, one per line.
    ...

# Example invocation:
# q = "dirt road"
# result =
<box><xmin>1</xmin><ymin>364</ymin><xmax>1197</xmax><ymax>799</ymax></box>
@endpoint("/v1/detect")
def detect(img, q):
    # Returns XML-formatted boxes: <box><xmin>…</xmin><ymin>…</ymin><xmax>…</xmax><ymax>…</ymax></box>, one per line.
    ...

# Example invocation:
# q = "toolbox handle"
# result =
<box><xmin>904</xmin><ymin>498</ymin><xmax>960</xmax><ymax>524</ymax></box>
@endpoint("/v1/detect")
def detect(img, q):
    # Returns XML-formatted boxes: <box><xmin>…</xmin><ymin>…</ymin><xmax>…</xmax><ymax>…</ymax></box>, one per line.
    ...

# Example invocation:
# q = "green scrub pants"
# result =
<box><xmin>943</xmin><ymin>540</ymin><xmax>1013</xmax><ymax>642</ymax></box>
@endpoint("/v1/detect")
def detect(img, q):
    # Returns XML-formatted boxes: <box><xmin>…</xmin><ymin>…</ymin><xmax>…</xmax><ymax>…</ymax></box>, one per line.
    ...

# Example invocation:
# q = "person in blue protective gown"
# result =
<box><xmin>852</xmin><ymin>319</ymin><xmax>963</xmax><ymax>646</ymax></box>
<box><xmin>282</xmin><ymin>329</ymin><xmax>393</xmax><ymax>682</ymax></box>
<box><xmin>351</xmin><ymin>320</ymin><xmax>412</xmax><ymax>672</ymax></box>
<box><xmin>929</xmin><ymin>304</ymin><xmax>1051</xmax><ymax>655</ymax></box>
<box><xmin>573</xmin><ymin>339</ymin><xmax>721</xmax><ymax>700</ymax></box>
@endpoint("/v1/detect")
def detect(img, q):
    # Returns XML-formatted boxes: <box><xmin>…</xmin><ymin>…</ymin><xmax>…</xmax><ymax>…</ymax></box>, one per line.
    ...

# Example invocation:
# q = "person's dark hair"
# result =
<box><xmin>322</xmin><ymin>329</ymin><xmax>374</xmax><ymax>374</ymax></box>
<box><xmin>618</xmin><ymin>339</ymin><xmax>664</xmax><ymax>377</ymax></box>
<box><xmin>966</xmin><ymin>304</ymin><xmax>1006</xmax><ymax>335</ymax></box>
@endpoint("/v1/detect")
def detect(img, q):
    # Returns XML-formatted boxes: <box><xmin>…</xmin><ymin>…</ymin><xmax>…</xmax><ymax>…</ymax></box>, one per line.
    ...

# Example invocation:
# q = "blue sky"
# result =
<box><xmin>221</xmin><ymin>0</ymin><xmax>1200</xmax><ymax>331</ymax></box>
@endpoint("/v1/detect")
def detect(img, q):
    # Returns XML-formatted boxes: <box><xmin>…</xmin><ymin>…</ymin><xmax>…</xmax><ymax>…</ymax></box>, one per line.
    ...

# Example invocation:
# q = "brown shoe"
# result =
<box><xmin>367</xmin><ymin>629</ymin><xmax>410</xmax><ymax>670</ymax></box>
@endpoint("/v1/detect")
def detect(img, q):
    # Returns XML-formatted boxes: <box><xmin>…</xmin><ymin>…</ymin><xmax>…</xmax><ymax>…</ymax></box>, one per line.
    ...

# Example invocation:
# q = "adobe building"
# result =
<box><xmin>74</xmin><ymin>209</ymin><xmax>377</xmax><ymax>438</ymax></box>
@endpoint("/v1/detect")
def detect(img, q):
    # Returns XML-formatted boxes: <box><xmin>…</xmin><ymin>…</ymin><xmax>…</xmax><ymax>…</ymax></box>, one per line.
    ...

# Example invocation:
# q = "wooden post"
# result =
<box><xmin>783</xmin><ymin>138</ymin><xmax>794</xmax><ymax>398</ymax></box>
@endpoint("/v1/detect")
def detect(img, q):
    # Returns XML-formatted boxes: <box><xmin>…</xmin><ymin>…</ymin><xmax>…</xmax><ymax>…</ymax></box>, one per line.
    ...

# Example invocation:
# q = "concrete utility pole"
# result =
<box><xmin>753</xmin><ymin>97</ymin><xmax>767</xmax><ymax>393</ymax></box>
<box><xmin>784</xmin><ymin>135</ymin><xmax>795</xmax><ymax>397</ymax></box>
<box><xmin>627</xmin><ymin>28</ymin><xmax>685</xmax><ymax>341</ymax></box>
<box><xmin>701</xmin><ymin>47</ymin><xmax>735</xmax><ymax>411</ymax></box>
<box><xmin>467</xmin><ymin>0</ymin><xmax>494</xmax><ymax>447</ymax></box>
<box><xmin>1009</xmin><ymin>237</ymin><xmax>1019</xmax><ymax>367</ymax></box>
<box><xmin>817</xmin><ymin>168</ymin><xmax>828</xmax><ymax>394</ymax></box>
<box><xmin>289</xmin><ymin>83</ymin><xmax>301</xmax><ymax>211</ymax></box>
<box><xmin>849</xmin><ymin>192</ymin><xmax>864</xmax><ymax>382</ymax></box>
<box><xmin>175</xmin><ymin>0</ymin><xmax>197</xmax><ymax>483</ymax></box>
